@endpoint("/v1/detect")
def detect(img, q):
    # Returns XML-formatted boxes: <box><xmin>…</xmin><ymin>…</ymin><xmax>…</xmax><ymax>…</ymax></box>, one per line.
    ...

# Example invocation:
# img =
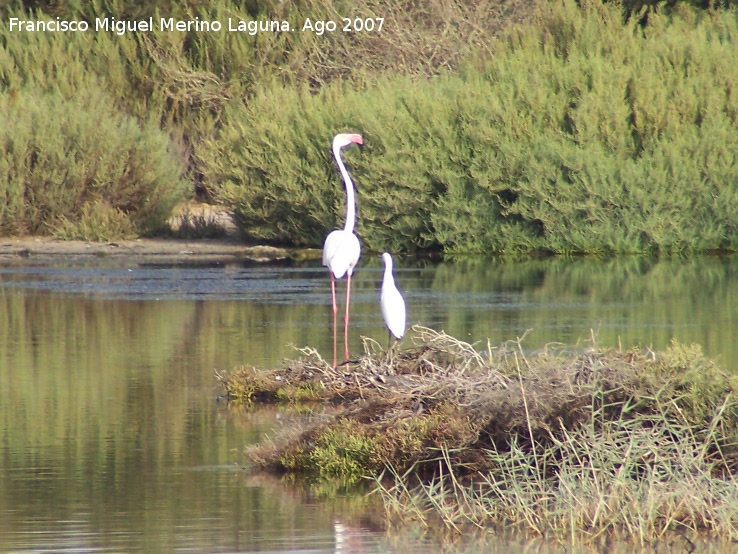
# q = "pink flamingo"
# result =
<box><xmin>322</xmin><ymin>133</ymin><xmax>363</xmax><ymax>368</ymax></box>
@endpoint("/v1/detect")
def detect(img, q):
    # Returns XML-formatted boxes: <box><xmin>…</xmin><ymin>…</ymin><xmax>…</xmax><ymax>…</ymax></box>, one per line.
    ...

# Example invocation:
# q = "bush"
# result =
<box><xmin>0</xmin><ymin>86</ymin><xmax>188</xmax><ymax>238</ymax></box>
<box><xmin>447</xmin><ymin>0</ymin><xmax>738</xmax><ymax>255</ymax></box>
<box><xmin>207</xmin><ymin>1</ymin><xmax>738</xmax><ymax>254</ymax></box>
<box><xmin>202</xmin><ymin>80</ymin><xmax>457</xmax><ymax>251</ymax></box>
<box><xmin>1</xmin><ymin>0</ymin><xmax>520</xmax><ymax>213</ymax></box>
<box><xmin>4</xmin><ymin>1</ymin><xmax>738</xmax><ymax>252</ymax></box>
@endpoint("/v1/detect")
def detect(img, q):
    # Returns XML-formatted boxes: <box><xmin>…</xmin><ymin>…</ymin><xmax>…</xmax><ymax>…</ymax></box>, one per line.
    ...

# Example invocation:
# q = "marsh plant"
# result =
<box><xmin>0</xmin><ymin>87</ymin><xmax>187</xmax><ymax>238</ymax></box>
<box><xmin>0</xmin><ymin>0</ymin><xmax>520</xmax><ymax>240</ymax></box>
<box><xmin>222</xmin><ymin>327</ymin><xmax>738</xmax><ymax>545</ymax></box>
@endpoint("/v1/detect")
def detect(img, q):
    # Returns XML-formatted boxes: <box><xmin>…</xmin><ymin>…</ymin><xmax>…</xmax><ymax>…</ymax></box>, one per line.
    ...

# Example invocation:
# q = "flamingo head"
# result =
<box><xmin>333</xmin><ymin>133</ymin><xmax>364</xmax><ymax>149</ymax></box>
<box><xmin>381</xmin><ymin>252</ymin><xmax>393</xmax><ymax>269</ymax></box>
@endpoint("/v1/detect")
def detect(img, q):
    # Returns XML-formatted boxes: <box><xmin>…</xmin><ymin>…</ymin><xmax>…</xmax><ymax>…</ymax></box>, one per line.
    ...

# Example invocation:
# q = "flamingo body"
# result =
<box><xmin>381</xmin><ymin>252</ymin><xmax>406</xmax><ymax>340</ymax></box>
<box><xmin>323</xmin><ymin>229</ymin><xmax>360</xmax><ymax>279</ymax></box>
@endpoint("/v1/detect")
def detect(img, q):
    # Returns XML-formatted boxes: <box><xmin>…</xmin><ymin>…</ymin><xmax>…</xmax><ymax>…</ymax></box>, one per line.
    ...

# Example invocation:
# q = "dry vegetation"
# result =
<box><xmin>220</xmin><ymin>327</ymin><xmax>738</xmax><ymax>544</ymax></box>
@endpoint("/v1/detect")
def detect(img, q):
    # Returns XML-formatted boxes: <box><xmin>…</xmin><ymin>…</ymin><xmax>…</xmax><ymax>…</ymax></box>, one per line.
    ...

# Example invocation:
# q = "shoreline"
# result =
<box><xmin>0</xmin><ymin>237</ymin><xmax>317</xmax><ymax>263</ymax></box>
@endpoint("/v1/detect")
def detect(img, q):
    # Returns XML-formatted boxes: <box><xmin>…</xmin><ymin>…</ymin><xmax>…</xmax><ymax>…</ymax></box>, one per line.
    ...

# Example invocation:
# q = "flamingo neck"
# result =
<box><xmin>333</xmin><ymin>143</ymin><xmax>356</xmax><ymax>232</ymax></box>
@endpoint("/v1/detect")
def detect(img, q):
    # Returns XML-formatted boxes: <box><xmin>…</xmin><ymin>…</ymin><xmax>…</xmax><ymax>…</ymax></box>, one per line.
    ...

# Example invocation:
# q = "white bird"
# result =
<box><xmin>380</xmin><ymin>252</ymin><xmax>406</xmax><ymax>347</ymax></box>
<box><xmin>322</xmin><ymin>133</ymin><xmax>363</xmax><ymax>368</ymax></box>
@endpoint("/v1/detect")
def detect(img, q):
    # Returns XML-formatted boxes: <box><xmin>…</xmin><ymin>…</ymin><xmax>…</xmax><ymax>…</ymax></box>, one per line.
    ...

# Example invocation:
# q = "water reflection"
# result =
<box><xmin>0</xmin><ymin>255</ymin><xmax>736</xmax><ymax>552</ymax></box>
<box><xmin>2</xmin><ymin>255</ymin><xmax>737</xmax><ymax>367</ymax></box>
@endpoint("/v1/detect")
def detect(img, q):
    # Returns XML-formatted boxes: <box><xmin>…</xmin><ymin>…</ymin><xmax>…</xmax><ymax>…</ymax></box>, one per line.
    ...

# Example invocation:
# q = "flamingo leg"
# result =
<box><xmin>344</xmin><ymin>273</ymin><xmax>352</xmax><ymax>364</ymax></box>
<box><xmin>331</xmin><ymin>273</ymin><xmax>338</xmax><ymax>368</ymax></box>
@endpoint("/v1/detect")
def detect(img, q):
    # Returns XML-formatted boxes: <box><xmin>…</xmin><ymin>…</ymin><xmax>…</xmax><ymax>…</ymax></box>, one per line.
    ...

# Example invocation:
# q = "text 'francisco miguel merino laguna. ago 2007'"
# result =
<box><xmin>7</xmin><ymin>16</ymin><xmax>385</xmax><ymax>36</ymax></box>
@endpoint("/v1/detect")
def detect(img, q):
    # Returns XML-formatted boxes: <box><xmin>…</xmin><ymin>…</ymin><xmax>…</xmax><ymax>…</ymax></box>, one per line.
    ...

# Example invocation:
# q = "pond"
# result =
<box><xmin>1</xmin><ymin>253</ymin><xmax>737</xmax><ymax>552</ymax></box>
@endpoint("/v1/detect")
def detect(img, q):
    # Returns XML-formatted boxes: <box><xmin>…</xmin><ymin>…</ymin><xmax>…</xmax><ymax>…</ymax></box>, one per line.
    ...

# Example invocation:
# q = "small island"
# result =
<box><xmin>220</xmin><ymin>326</ymin><xmax>738</xmax><ymax>548</ymax></box>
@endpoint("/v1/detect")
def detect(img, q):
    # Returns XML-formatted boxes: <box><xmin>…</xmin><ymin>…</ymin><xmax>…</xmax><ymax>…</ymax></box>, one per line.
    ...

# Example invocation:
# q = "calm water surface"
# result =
<box><xmin>1</xmin><ymin>254</ymin><xmax>737</xmax><ymax>553</ymax></box>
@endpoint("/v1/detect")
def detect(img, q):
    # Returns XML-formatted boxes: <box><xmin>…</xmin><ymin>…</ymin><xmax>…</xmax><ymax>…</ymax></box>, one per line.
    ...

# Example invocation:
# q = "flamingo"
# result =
<box><xmin>322</xmin><ymin>133</ymin><xmax>363</xmax><ymax>368</ymax></box>
<box><xmin>380</xmin><ymin>252</ymin><xmax>406</xmax><ymax>348</ymax></box>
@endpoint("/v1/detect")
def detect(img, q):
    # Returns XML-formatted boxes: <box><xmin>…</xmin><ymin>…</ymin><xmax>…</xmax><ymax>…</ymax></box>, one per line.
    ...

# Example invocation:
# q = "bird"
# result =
<box><xmin>322</xmin><ymin>133</ymin><xmax>364</xmax><ymax>368</ymax></box>
<box><xmin>380</xmin><ymin>252</ymin><xmax>406</xmax><ymax>349</ymax></box>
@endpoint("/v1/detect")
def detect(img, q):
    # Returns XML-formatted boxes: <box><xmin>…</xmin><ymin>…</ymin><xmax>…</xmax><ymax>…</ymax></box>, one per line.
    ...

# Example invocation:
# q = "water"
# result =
<box><xmin>1</xmin><ymin>254</ymin><xmax>737</xmax><ymax>552</ymax></box>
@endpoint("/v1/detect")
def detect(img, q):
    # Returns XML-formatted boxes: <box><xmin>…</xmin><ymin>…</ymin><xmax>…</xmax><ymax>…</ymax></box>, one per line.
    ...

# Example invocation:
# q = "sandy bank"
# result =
<box><xmin>0</xmin><ymin>237</ymin><xmax>317</xmax><ymax>264</ymax></box>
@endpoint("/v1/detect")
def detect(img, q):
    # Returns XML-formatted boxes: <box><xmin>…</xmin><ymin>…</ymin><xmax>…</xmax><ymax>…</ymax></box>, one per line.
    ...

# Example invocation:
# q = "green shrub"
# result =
<box><xmin>457</xmin><ymin>0</ymin><xmax>738</xmax><ymax>255</ymax></box>
<box><xmin>4</xmin><ymin>0</ymin><xmax>738</xmax><ymax>252</ymax></box>
<box><xmin>0</xmin><ymin>86</ymin><xmax>188</xmax><ymax>237</ymax></box>
<box><xmin>52</xmin><ymin>200</ymin><xmax>138</xmax><ymax>242</ymax></box>
<box><xmin>1</xmin><ymin>0</ymin><xmax>516</xmax><ymax>213</ymax></box>
<box><xmin>207</xmin><ymin>1</ymin><xmax>738</xmax><ymax>254</ymax></box>
<box><xmin>202</xmin><ymin>80</ymin><xmax>458</xmax><ymax>251</ymax></box>
<box><xmin>459</xmin><ymin>0</ymin><xmax>738</xmax><ymax>255</ymax></box>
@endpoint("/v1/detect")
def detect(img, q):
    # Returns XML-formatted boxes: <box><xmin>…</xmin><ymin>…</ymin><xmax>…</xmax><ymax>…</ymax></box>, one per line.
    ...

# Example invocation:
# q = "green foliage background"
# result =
<box><xmin>0</xmin><ymin>86</ymin><xmax>186</xmax><ymax>238</ymax></box>
<box><xmin>2</xmin><ymin>0</ymin><xmax>738</xmax><ymax>252</ymax></box>
<box><xmin>207</xmin><ymin>2</ymin><xmax>738</xmax><ymax>254</ymax></box>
